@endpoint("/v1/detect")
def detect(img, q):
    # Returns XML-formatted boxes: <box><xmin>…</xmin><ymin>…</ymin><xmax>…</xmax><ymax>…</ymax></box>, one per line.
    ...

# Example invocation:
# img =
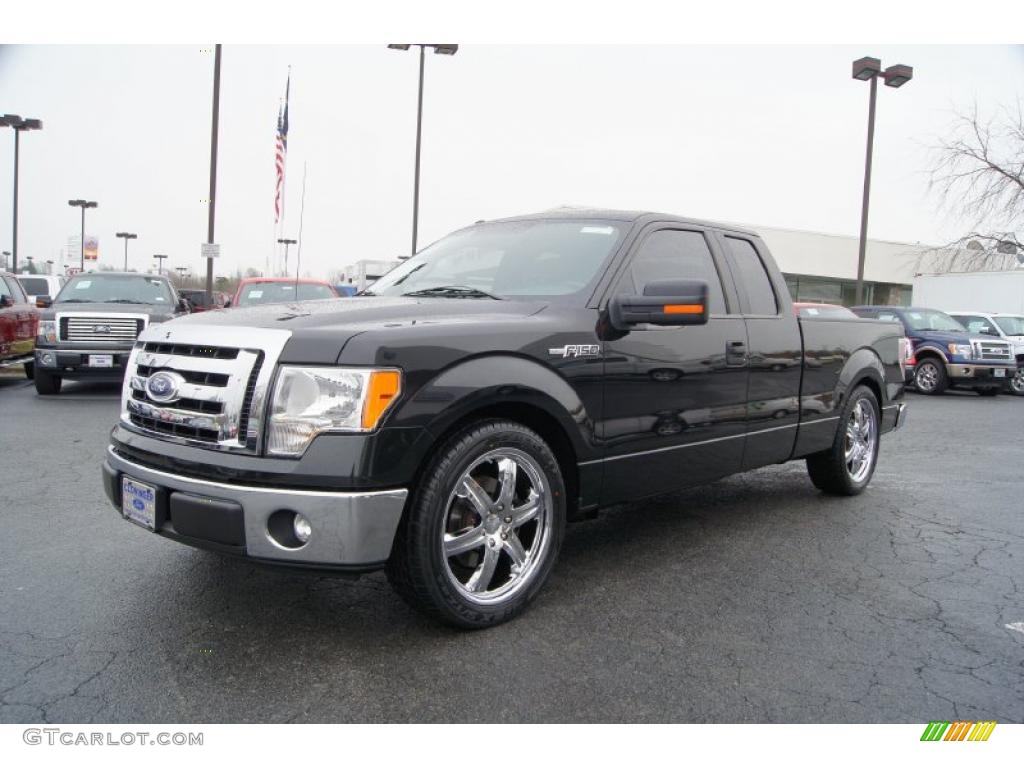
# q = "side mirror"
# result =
<box><xmin>223</xmin><ymin>298</ymin><xmax>232</xmax><ymax>308</ymax></box>
<box><xmin>36</xmin><ymin>295</ymin><xmax>52</xmax><ymax>309</ymax></box>
<box><xmin>609</xmin><ymin>279</ymin><xmax>709</xmax><ymax>330</ymax></box>
<box><xmin>0</xmin><ymin>295</ymin><xmax>14</xmax><ymax>308</ymax></box>
<box><xmin>177</xmin><ymin>298</ymin><xmax>190</xmax><ymax>313</ymax></box>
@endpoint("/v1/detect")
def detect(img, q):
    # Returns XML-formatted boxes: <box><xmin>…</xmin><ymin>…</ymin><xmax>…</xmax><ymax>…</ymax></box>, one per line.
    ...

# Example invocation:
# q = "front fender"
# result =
<box><xmin>389</xmin><ymin>354</ymin><xmax>597</xmax><ymax>461</ymax></box>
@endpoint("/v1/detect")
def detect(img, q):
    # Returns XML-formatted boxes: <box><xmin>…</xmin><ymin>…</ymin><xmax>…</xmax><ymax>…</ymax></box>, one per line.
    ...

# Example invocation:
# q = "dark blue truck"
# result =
<box><xmin>852</xmin><ymin>306</ymin><xmax>1015</xmax><ymax>396</ymax></box>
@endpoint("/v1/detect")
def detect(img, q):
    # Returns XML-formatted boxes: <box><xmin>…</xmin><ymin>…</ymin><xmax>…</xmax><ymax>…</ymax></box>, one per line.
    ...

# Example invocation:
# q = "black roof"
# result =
<box><xmin>479</xmin><ymin>208</ymin><xmax>759</xmax><ymax>237</ymax></box>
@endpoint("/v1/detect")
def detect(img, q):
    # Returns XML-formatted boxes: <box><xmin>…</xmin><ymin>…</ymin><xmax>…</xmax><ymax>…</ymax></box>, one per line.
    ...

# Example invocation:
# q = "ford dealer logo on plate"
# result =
<box><xmin>145</xmin><ymin>371</ymin><xmax>185</xmax><ymax>403</ymax></box>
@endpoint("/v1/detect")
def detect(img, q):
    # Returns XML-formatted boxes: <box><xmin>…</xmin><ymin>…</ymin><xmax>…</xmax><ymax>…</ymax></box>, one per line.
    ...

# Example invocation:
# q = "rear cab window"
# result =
<box><xmin>722</xmin><ymin>236</ymin><xmax>778</xmax><ymax>316</ymax></box>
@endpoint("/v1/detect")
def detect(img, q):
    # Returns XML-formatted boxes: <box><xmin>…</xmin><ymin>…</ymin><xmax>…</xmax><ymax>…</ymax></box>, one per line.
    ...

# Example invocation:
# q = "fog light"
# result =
<box><xmin>41</xmin><ymin>352</ymin><xmax>54</xmax><ymax>366</ymax></box>
<box><xmin>293</xmin><ymin>513</ymin><xmax>312</xmax><ymax>543</ymax></box>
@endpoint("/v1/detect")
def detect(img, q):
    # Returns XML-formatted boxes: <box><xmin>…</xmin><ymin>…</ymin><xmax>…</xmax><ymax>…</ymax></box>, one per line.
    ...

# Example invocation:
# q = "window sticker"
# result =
<box><xmin>580</xmin><ymin>226</ymin><xmax>615</xmax><ymax>235</ymax></box>
<box><xmin>806</xmin><ymin>307</ymin><xmax>819</xmax><ymax>315</ymax></box>
<box><xmin>248</xmin><ymin>290</ymin><xmax>263</xmax><ymax>298</ymax></box>
<box><xmin>75</xmin><ymin>280</ymin><xmax>92</xmax><ymax>289</ymax></box>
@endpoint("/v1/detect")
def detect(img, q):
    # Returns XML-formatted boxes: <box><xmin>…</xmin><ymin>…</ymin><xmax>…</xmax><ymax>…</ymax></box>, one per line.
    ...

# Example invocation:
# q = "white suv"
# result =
<box><xmin>949</xmin><ymin>311</ymin><xmax>1024</xmax><ymax>396</ymax></box>
<box><xmin>16</xmin><ymin>274</ymin><xmax>66</xmax><ymax>305</ymax></box>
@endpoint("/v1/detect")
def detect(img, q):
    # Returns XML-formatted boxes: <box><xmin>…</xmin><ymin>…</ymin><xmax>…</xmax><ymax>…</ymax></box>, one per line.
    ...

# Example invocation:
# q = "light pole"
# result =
<box><xmin>851</xmin><ymin>56</ymin><xmax>913</xmax><ymax>305</ymax></box>
<box><xmin>1</xmin><ymin>114</ymin><xmax>43</xmax><ymax>275</ymax></box>
<box><xmin>68</xmin><ymin>199</ymin><xmax>98</xmax><ymax>270</ymax></box>
<box><xmin>154</xmin><ymin>254</ymin><xmax>168</xmax><ymax>276</ymax></box>
<box><xmin>116</xmin><ymin>232</ymin><xmax>138</xmax><ymax>271</ymax></box>
<box><xmin>387</xmin><ymin>43</ymin><xmax>458</xmax><ymax>255</ymax></box>
<box><xmin>205</xmin><ymin>44</ymin><xmax>222</xmax><ymax>297</ymax></box>
<box><xmin>277</xmin><ymin>237</ymin><xmax>296</xmax><ymax>274</ymax></box>
<box><xmin>45</xmin><ymin>259</ymin><xmax>54</xmax><ymax>275</ymax></box>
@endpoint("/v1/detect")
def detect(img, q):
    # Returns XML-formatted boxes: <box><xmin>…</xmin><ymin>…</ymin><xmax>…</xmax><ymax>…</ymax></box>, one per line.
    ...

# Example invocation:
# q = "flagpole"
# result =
<box><xmin>295</xmin><ymin>161</ymin><xmax>307</xmax><ymax>291</ymax></box>
<box><xmin>278</xmin><ymin>66</ymin><xmax>291</xmax><ymax>276</ymax></box>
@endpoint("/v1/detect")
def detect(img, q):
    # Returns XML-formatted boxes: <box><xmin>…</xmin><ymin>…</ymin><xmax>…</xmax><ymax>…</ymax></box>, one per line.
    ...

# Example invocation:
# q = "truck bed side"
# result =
<box><xmin>793</xmin><ymin>316</ymin><xmax>904</xmax><ymax>458</ymax></box>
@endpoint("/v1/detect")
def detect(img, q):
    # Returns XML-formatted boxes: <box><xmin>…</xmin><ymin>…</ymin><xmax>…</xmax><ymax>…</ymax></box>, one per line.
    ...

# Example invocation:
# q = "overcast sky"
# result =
<box><xmin>1</xmin><ymin>44</ymin><xmax>1021</xmax><ymax>278</ymax></box>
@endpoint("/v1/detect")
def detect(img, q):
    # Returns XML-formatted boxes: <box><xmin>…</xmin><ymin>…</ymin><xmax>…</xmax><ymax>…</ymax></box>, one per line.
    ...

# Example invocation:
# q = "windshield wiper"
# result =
<box><xmin>402</xmin><ymin>285</ymin><xmax>504</xmax><ymax>300</ymax></box>
<box><xmin>357</xmin><ymin>289</ymin><xmax>376</xmax><ymax>296</ymax></box>
<box><xmin>106</xmin><ymin>299</ymin><xmax>147</xmax><ymax>304</ymax></box>
<box><xmin>56</xmin><ymin>299</ymin><xmax>94</xmax><ymax>303</ymax></box>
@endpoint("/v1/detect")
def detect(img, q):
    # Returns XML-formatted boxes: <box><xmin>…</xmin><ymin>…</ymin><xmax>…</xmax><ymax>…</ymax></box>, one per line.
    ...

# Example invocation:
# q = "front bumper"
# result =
<box><xmin>103</xmin><ymin>446</ymin><xmax>408</xmax><ymax>571</ymax></box>
<box><xmin>36</xmin><ymin>346</ymin><xmax>132</xmax><ymax>379</ymax></box>
<box><xmin>945</xmin><ymin>361</ymin><xmax>1017</xmax><ymax>386</ymax></box>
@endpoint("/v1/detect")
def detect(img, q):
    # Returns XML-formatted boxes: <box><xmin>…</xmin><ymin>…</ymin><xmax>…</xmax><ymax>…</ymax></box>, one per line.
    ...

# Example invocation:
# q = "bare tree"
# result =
<box><xmin>925</xmin><ymin>101</ymin><xmax>1024</xmax><ymax>272</ymax></box>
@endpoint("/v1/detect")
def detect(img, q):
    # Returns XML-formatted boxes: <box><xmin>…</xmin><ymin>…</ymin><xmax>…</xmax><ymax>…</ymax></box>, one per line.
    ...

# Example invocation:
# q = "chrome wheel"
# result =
<box><xmin>844</xmin><ymin>398</ymin><xmax>877</xmax><ymax>484</ymax></box>
<box><xmin>440</xmin><ymin>448</ymin><xmax>552</xmax><ymax>605</ymax></box>
<box><xmin>915</xmin><ymin>361</ymin><xmax>939</xmax><ymax>393</ymax></box>
<box><xmin>1011</xmin><ymin>368</ymin><xmax>1024</xmax><ymax>396</ymax></box>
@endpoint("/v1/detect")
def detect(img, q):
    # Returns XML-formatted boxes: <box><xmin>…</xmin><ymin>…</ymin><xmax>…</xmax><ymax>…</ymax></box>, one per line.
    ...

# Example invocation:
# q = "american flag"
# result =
<box><xmin>274</xmin><ymin>74</ymin><xmax>290</xmax><ymax>223</ymax></box>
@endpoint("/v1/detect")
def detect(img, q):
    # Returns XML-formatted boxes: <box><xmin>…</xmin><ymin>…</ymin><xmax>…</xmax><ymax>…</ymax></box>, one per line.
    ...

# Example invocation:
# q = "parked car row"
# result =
<box><xmin>1</xmin><ymin>272</ymin><xmax>343</xmax><ymax>394</ymax></box>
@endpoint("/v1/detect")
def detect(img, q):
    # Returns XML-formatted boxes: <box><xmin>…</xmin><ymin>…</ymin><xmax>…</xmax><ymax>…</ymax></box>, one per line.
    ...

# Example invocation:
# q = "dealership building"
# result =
<box><xmin>750</xmin><ymin>224</ymin><xmax>925</xmax><ymax>307</ymax></box>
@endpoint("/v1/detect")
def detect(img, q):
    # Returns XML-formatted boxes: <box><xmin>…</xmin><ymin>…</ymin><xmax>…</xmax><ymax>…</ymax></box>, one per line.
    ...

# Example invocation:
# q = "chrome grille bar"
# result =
<box><xmin>120</xmin><ymin>324</ymin><xmax>291</xmax><ymax>453</ymax></box>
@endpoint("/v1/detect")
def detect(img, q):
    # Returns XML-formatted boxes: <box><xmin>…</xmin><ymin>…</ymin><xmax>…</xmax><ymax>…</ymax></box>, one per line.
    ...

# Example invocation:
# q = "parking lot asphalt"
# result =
<box><xmin>1</xmin><ymin>375</ymin><xmax>1022</xmax><ymax>723</ymax></box>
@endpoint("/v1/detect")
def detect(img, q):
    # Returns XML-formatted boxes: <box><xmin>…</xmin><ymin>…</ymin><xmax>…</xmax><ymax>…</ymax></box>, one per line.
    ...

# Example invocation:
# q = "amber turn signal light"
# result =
<box><xmin>663</xmin><ymin>304</ymin><xmax>704</xmax><ymax>315</ymax></box>
<box><xmin>362</xmin><ymin>370</ymin><xmax>402</xmax><ymax>429</ymax></box>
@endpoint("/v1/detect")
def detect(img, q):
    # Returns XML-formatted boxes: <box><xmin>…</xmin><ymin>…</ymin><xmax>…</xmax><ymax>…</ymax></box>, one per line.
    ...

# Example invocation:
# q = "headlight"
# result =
<box><xmin>947</xmin><ymin>343</ymin><xmax>972</xmax><ymax>359</ymax></box>
<box><xmin>267</xmin><ymin>367</ymin><xmax>401</xmax><ymax>456</ymax></box>
<box><xmin>38</xmin><ymin>320</ymin><xmax>57</xmax><ymax>344</ymax></box>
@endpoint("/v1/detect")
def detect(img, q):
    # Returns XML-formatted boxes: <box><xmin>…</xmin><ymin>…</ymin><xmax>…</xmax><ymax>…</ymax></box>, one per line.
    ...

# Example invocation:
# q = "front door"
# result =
<box><xmin>598</xmin><ymin>226</ymin><xmax>749</xmax><ymax>505</ymax></box>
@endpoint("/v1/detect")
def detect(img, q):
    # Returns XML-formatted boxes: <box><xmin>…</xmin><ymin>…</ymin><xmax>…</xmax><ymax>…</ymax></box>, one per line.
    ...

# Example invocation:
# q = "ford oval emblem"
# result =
<box><xmin>93</xmin><ymin>324</ymin><xmax>111</xmax><ymax>334</ymax></box>
<box><xmin>145</xmin><ymin>370</ymin><xmax>185</xmax><ymax>403</ymax></box>
<box><xmin>132</xmin><ymin>498</ymin><xmax>145</xmax><ymax>511</ymax></box>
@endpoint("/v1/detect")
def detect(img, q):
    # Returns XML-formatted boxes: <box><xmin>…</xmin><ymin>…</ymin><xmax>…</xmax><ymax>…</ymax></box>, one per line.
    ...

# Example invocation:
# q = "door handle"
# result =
<box><xmin>726</xmin><ymin>340</ymin><xmax>747</xmax><ymax>366</ymax></box>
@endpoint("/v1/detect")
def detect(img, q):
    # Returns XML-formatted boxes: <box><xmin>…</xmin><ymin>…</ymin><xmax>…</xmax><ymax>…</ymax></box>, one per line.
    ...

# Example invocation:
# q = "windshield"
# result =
<box><xmin>367</xmin><ymin>219</ymin><xmax>626</xmax><ymax>302</ymax></box>
<box><xmin>994</xmin><ymin>316</ymin><xmax>1024</xmax><ymax>336</ymax></box>
<box><xmin>797</xmin><ymin>305</ymin><xmax>856</xmax><ymax>319</ymax></box>
<box><xmin>18</xmin><ymin>277</ymin><xmax>50</xmax><ymax>296</ymax></box>
<box><xmin>56</xmin><ymin>275</ymin><xmax>174</xmax><ymax>305</ymax></box>
<box><xmin>902</xmin><ymin>309</ymin><xmax>966</xmax><ymax>332</ymax></box>
<box><xmin>237</xmin><ymin>282</ymin><xmax>336</xmax><ymax>306</ymax></box>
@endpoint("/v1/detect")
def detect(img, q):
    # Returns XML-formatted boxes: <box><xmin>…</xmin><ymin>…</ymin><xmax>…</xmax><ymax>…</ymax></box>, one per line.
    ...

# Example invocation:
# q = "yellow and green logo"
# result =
<box><xmin>920</xmin><ymin>721</ymin><xmax>997</xmax><ymax>741</ymax></box>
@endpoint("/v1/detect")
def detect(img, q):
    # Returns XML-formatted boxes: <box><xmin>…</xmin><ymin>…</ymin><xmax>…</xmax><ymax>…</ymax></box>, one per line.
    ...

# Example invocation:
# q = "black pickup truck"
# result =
<box><xmin>102</xmin><ymin>210</ymin><xmax>907</xmax><ymax>627</ymax></box>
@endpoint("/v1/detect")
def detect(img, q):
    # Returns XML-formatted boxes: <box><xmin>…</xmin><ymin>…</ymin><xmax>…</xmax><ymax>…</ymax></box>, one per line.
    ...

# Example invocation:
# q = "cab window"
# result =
<box><xmin>723</xmin><ymin>237</ymin><xmax>778</xmax><ymax>316</ymax></box>
<box><xmin>620</xmin><ymin>229</ymin><xmax>727</xmax><ymax>314</ymax></box>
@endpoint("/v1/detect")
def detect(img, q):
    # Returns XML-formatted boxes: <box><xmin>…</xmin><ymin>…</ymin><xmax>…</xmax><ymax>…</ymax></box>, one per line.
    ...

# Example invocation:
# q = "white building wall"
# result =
<box><xmin>747</xmin><ymin>224</ymin><xmax>927</xmax><ymax>285</ymax></box>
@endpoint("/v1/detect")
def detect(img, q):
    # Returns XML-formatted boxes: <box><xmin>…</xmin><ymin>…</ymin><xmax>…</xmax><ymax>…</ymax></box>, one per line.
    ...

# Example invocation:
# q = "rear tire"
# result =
<box><xmin>806</xmin><ymin>385</ymin><xmax>880</xmax><ymax>496</ymax></box>
<box><xmin>34</xmin><ymin>368</ymin><xmax>62</xmax><ymax>395</ymax></box>
<box><xmin>387</xmin><ymin>419</ymin><xmax>566</xmax><ymax>629</ymax></box>
<box><xmin>913</xmin><ymin>358</ymin><xmax>947</xmax><ymax>395</ymax></box>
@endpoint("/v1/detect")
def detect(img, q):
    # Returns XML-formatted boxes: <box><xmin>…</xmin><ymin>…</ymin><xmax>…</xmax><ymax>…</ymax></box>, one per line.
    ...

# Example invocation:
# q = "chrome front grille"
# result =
<box><xmin>971</xmin><ymin>339</ymin><xmax>1012</xmax><ymax>362</ymax></box>
<box><xmin>60</xmin><ymin>313</ymin><xmax>146</xmax><ymax>343</ymax></box>
<box><xmin>120</xmin><ymin>325</ymin><xmax>291</xmax><ymax>453</ymax></box>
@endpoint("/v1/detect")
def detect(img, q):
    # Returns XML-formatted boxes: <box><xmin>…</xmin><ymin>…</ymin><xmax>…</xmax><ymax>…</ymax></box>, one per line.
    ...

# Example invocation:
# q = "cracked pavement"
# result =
<box><xmin>1</xmin><ymin>377</ymin><xmax>1022</xmax><ymax>722</ymax></box>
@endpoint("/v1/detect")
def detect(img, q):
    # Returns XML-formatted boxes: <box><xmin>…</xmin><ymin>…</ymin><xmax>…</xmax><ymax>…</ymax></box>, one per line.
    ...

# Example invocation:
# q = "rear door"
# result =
<box><xmin>598</xmin><ymin>225</ymin><xmax>749</xmax><ymax>504</ymax></box>
<box><xmin>715</xmin><ymin>233</ymin><xmax>803</xmax><ymax>469</ymax></box>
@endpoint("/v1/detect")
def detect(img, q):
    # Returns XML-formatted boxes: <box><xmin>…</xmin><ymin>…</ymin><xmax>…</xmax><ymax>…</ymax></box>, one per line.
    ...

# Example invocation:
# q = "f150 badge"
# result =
<box><xmin>549</xmin><ymin>344</ymin><xmax>600</xmax><ymax>359</ymax></box>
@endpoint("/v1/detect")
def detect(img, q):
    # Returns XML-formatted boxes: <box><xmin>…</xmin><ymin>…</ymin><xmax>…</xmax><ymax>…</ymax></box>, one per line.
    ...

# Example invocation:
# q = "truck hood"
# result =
<box><xmin>164</xmin><ymin>296</ymin><xmax>550</xmax><ymax>361</ymax></box>
<box><xmin>911</xmin><ymin>328</ymin><xmax>972</xmax><ymax>345</ymax></box>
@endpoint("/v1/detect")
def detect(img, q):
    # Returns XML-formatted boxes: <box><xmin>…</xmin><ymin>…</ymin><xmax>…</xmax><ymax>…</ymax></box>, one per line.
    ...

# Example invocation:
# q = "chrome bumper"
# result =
<box><xmin>892</xmin><ymin>403</ymin><xmax>907</xmax><ymax>431</ymax></box>
<box><xmin>104</xmin><ymin>447</ymin><xmax>407</xmax><ymax>568</ymax></box>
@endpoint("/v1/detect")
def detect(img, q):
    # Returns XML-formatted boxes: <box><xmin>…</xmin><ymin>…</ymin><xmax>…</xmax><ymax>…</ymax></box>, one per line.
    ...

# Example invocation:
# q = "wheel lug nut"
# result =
<box><xmin>504</xmin><ymin>517</ymin><xmax>512</xmax><ymax>524</ymax></box>
<box><xmin>501</xmin><ymin>532</ymin><xmax>508</xmax><ymax>540</ymax></box>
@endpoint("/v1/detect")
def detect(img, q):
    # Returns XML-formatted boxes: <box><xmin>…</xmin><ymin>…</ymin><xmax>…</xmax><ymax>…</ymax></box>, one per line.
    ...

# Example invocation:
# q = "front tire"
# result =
<box><xmin>806</xmin><ymin>385</ymin><xmax>880</xmax><ymax>496</ymax></box>
<box><xmin>34</xmin><ymin>368</ymin><xmax>62</xmax><ymax>395</ymax></box>
<box><xmin>913</xmin><ymin>358</ymin><xmax>947</xmax><ymax>395</ymax></box>
<box><xmin>1008</xmin><ymin>368</ymin><xmax>1024</xmax><ymax>396</ymax></box>
<box><xmin>23</xmin><ymin>361</ymin><xmax>34</xmax><ymax>380</ymax></box>
<box><xmin>387</xmin><ymin>420</ymin><xmax>566</xmax><ymax>629</ymax></box>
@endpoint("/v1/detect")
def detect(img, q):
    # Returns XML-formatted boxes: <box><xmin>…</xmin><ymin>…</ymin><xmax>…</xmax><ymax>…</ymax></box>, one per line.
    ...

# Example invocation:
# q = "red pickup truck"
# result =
<box><xmin>0</xmin><ymin>271</ymin><xmax>39</xmax><ymax>379</ymax></box>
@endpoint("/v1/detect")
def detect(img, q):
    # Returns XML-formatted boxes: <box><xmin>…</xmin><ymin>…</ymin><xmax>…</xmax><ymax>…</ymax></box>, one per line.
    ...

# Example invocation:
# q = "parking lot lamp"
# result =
<box><xmin>851</xmin><ymin>56</ymin><xmax>913</xmax><ymax>305</ymax></box>
<box><xmin>153</xmin><ymin>254</ymin><xmax>168</xmax><ymax>276</ymax></box>
<box><xmin>1</xmin><ymin>114</ymin><xmax>43</xmax><ymax>274</ymax></box>
<box><xmin>116</xmin><ymin>232</ymin><xmax>138</xmax><ymax>271</ymax></box>
<box><xmin>68</xmin><ymin>199</ymin><xmax>98</xmax><ymax>270</ymax></box>
<box><xmin>387</xmin><ymin>44</ymin><xmax>459</xmax><ymax>255</ymax></box>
